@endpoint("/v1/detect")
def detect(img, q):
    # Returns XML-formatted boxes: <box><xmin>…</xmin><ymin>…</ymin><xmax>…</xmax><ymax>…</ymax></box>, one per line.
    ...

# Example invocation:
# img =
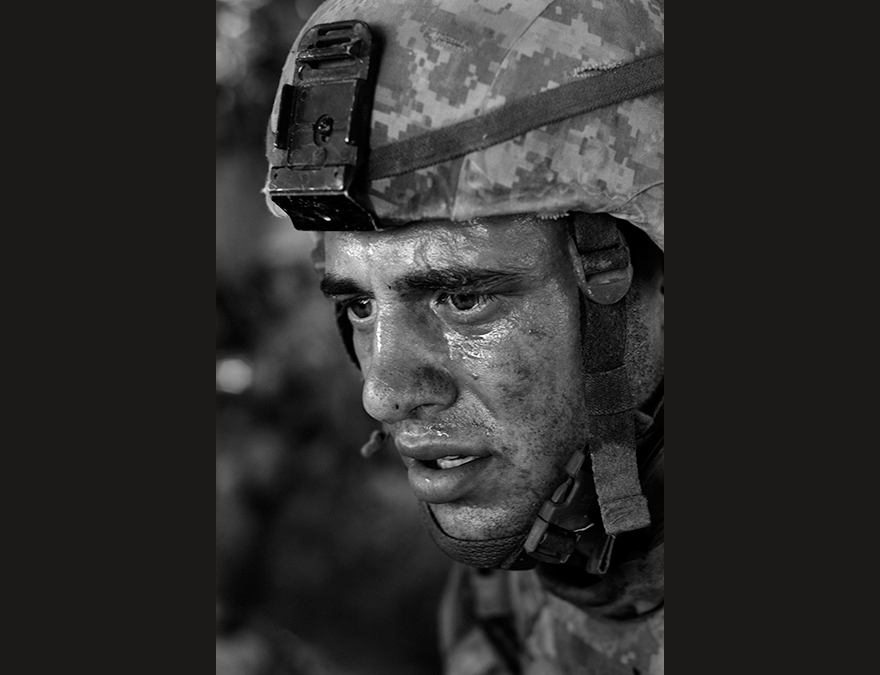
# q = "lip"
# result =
<box><xmin>394</xmin><ymin>438</ymin><xmax>493</xmax><ymax>503</ymax></box>
<box><xmin>396</xmin><ymin>439</ymin><xmax>488</xmax><ymax>462</ymax></box>
<box><xmin>404</xmin><ymin>454</ymin><xmax>492</xmax><ymax>503</ymax></box>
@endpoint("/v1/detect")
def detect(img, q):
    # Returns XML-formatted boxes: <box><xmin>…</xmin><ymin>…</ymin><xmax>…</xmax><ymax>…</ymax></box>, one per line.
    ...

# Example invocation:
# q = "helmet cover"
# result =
<box><xmin>266</xmin><ymin>0</ymin><xmax>664</xmax><ymax>251</ymax></box>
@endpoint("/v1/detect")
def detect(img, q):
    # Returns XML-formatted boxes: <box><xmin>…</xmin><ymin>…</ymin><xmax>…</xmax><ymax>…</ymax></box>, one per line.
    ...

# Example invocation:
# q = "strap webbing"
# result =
<box><xmin>367</xmin><ymin>54</ymin><xmax>664</xmax><ymax>180</ymax></box>
<box><xmin>583</xmin><ymin>365</ymin><xmax>631</xmax><ymax>416</ymax></box>
<box><xmin>574</xmin><ymin>214</ymin><xmax>651</xmax><ymax>536</ymax></box>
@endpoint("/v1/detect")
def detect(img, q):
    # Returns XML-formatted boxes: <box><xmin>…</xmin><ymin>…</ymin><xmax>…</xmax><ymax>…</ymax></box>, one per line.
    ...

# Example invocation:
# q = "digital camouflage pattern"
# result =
<box><xmin>266</xmin><ymin>0</ymin><xmax>664</xmax><ymax>252</ymax></box>
<box><xmin>440</xmin><ymin>564</ymin><xmax>664</xmax><ymax>675</ymax></box>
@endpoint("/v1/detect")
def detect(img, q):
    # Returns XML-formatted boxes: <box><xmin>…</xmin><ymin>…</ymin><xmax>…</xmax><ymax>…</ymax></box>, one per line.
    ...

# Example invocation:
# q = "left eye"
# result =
<box><xmin>437</xmin><ymin>293</ymin><xmax>493</xmax><ymax>313</ymax></box>
<box><xmin>448</xmin><ymin>294</ymin><xmax>479</xmax><ymax>311</ymax></box>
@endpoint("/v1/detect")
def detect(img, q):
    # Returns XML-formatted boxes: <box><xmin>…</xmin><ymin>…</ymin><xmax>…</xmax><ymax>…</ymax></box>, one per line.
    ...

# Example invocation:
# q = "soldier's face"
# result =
<box><xmin>322</xmin><ymin>216</ymin><xmax>589</xmax><ymax>541</ymax></box>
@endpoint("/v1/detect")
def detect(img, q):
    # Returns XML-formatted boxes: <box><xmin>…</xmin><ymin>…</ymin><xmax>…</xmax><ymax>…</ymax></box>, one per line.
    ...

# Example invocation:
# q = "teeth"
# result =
<box><xmin>436</xmin><ymin>455</ymin><xmax>478</xmax><ymax>470</ymax></box>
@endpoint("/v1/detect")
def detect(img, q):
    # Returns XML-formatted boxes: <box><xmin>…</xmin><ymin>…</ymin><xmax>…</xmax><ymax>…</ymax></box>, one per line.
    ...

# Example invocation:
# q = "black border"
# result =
<box><xmin>16</xmin><ymin>3</ymin><xmax>217</xmax><ymax>671</ymax></box>
<box><xmin>671</xmin><ymin>9</ymin><xmax>840</xmax><ymax>672</ymax></box>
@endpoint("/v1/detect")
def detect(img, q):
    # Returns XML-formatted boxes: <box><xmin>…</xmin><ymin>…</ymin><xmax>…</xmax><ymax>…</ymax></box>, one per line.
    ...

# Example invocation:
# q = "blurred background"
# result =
<box><xmin>216</xmin><ymin>2</ymin><xmax>451</xmax><ymax>673</ymax></box>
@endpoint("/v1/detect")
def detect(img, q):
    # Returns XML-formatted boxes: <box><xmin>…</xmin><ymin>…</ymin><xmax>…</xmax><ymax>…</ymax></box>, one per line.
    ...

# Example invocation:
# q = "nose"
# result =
<box><xmin>360</xmin><ymin>310</ymin><xmax>457</xmax><ymax>424</ymax></box>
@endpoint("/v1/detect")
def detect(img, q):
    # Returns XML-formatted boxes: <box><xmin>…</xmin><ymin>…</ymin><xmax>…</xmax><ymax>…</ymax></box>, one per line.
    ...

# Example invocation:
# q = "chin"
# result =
<box><xmin>430</xmin><ymin>501</ymin><xmax>535</xmax><ymax>541</ymax></box>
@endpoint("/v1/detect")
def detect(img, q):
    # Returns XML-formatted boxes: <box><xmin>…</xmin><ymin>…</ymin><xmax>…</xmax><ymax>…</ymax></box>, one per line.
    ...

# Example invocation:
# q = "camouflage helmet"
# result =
<box><xmin>264</xmin><ymin>0</ymin><xmax>664</xmax><ymax>252</ymax></box>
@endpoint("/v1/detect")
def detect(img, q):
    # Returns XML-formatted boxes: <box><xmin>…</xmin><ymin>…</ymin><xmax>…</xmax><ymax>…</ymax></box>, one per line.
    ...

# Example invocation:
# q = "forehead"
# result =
<box><xmin>323</xmin><ymin>215</ymin><xmax>568</xmax><ymax>275</ymax></box>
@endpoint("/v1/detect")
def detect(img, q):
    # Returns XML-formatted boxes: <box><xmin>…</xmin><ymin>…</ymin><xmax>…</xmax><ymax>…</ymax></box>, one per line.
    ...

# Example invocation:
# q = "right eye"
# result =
<box><xmin>346</xmin><ymin>298</ymin><xmax>374</xmax><ymax>321</ymax></box>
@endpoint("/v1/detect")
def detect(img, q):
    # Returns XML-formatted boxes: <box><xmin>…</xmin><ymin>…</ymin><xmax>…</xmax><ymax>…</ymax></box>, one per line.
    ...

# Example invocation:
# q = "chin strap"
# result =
<box><xmin>418</xmin><ymin>400</ymin><xmax>661</xmax><ymax>573</ymax></box>
<box><xmin>417</xmin><ymin>501</ymin><xmax>536</xmax><ymax>570</ymax></box>
<box><xmin>575</xmin><ymin>214</ymin><xmax>651</xmax><ymax>535</ymax></box>
<box><xmin>523</xmin><ymin>213</ymin><xmax>651</xmax><ymax>566</ymax></box>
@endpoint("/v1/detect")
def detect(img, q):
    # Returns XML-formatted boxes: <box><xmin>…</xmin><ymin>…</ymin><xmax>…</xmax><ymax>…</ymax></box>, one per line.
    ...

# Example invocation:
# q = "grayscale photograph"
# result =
<box><xmin>216</xmin><ymin>1</ymin><xmax>664</xmax><ymax>673</ymax></box>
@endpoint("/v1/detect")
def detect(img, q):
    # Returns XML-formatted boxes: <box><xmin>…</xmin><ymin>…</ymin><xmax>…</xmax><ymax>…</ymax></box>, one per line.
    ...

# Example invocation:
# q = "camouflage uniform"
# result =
<box><xmin>440</xmin><ymin>565</ymin><xmax>663</xmax><ymax>675</ymax></box>
<box><xmin>265</xmin><ymin>1</ymin><xmax>664</xmax><ymax>673</ymax></box>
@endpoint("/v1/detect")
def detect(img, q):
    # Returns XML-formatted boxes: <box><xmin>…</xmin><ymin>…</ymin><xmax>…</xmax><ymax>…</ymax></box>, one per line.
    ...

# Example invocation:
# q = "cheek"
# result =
<box><xmin>444</xmin><ymin>320</ymin><xmax>515</xmax><ymax>375</ymax></box>
<box><xmin>446</xmin><ymin>303</ymin><xmax>584</xmax><ymax>425</ymax></box>
<box><xmin>499</xmin><ymin>333</ymin><xmax>583</xmax><ymax>428</ymax></box>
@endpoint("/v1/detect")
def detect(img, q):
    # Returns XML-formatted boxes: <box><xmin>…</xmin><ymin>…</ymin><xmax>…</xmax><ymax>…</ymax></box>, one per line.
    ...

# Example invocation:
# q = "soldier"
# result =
<box><xmin>264</xmin><ymin>0</ymin><xmax>664</xmax><ymax>673</ymax></box>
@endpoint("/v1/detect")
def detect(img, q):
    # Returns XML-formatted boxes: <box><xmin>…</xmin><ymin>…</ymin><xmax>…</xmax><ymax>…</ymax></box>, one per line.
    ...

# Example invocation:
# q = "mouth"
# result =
<box><xmin>429</xmin><ymin>455</ymin><xmax>480</xmax><ymax>470</ymax></box>
<box><xmin>397</xmin><ymin>447</ymin><xmax>492</xmax><ymax>503</ymax></box>
<box><xmin>392</xmin><ymin>430</ymin><xmax>496</xmax><ymax>503</ymax></box>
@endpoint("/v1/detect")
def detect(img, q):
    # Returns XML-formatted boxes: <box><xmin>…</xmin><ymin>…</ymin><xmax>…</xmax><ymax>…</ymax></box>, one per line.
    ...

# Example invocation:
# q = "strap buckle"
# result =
<box><xmin>572</xmin><ymin>213</ymin><xmax>633</xmax><ymax>305</ymax></box>
<box><xmin>523</xmin><ymin>448</ymin><xmax>596</xmax><ymax>564</ymax></box>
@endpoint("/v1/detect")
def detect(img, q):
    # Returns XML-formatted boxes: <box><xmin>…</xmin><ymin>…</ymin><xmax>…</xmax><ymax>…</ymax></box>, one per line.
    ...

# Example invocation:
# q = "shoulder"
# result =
<box><xmin>439</xmin><ymin>565</ymin><xmax>664</xmax><ymax>675</ymax></box>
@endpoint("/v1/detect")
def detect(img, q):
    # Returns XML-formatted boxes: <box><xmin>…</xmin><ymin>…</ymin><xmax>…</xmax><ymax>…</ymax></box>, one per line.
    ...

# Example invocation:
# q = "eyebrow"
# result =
<box><xmin>320</xmin><ymin>266</ymin><xmax>530</xmax><ymax>299</ymax></box>
<box><xmin>320</xmin><ymin>274</ymin><xmax>368</xmax><ymax>298</ymax></box>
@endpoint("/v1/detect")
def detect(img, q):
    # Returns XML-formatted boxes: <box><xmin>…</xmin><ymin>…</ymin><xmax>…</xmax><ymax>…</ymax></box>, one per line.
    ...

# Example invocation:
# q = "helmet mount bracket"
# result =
<box><xmin>267</xmin><ymin>21</ymin><xmax>381</xmax><ymax>231</ymax></box>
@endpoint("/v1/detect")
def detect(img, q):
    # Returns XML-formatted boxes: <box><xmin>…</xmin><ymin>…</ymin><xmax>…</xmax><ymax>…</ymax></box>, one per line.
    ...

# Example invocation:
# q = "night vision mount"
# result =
<box><xmin>267</xmin><ymin>20</ymin><xmax>381</xmax><ymax>231</ymax></box>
